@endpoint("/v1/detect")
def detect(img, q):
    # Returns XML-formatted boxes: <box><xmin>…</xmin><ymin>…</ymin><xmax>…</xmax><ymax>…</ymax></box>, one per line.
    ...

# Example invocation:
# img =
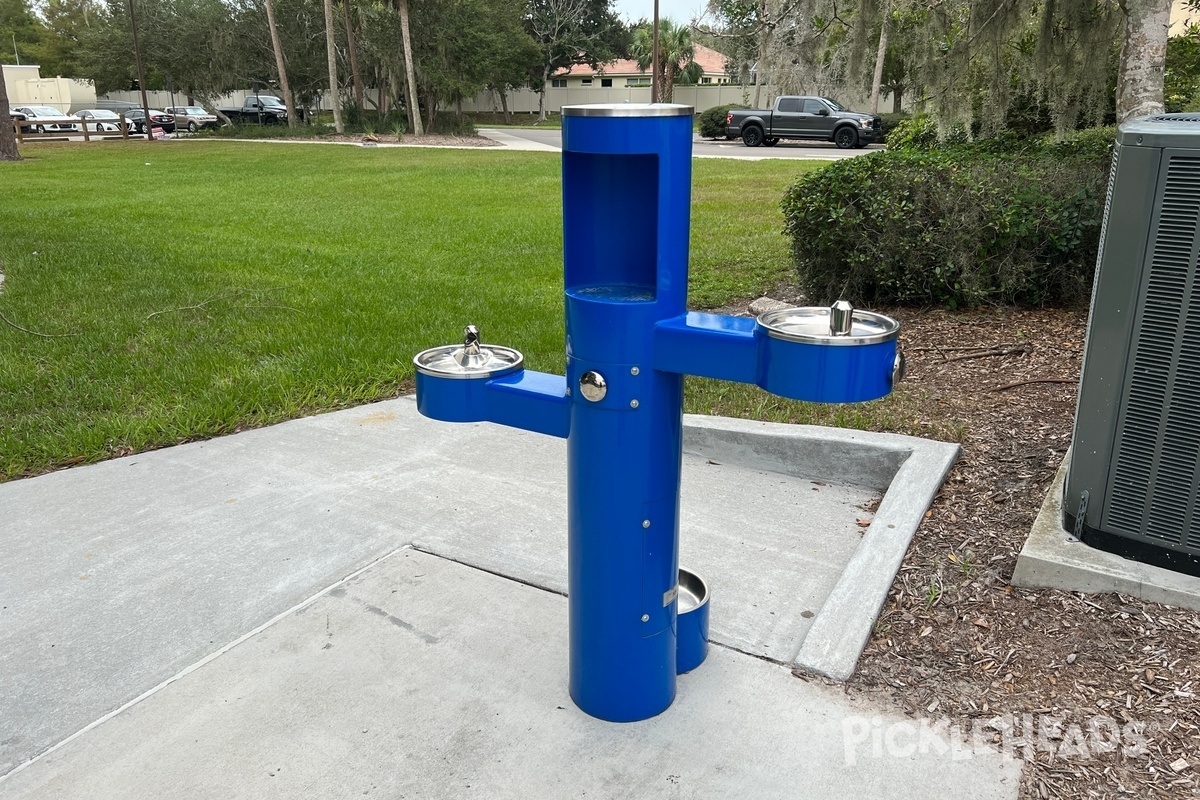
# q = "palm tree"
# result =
<box><xmin>630</xmin><ymin>18</ymin><xmax>701</xmax><ymax>104</ymax></box>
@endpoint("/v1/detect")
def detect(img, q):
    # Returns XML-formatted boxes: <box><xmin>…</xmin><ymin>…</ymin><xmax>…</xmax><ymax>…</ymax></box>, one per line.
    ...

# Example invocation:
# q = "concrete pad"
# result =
<box><xmin>413</xmin><ymin>435</ymin><xmax>878</xmax><ymax>660</ymax></box>
<box><xmin>0</xmin><ymin>399</ymin><xmax>563</xmax><ymax>775</ymax></box>
<box><xmin>679</xmin><ymin>418</ymin><xmax>960</xmax><ymax>680</ymax></box>
<box><xmin>1013</xmin><ymin>454</ymin><xmax>1200</xmax><ymax>611</ymax></box>
<box><xmin>0</xmin><ymin>549</ymin><xmax>1020</xmax><ymax>800</ymax></box>
<box><xmin>0</xmin><ymin>397</ymin><xmax>957</xmax><ymax>778</ymax></box>
<box><xmin>417</xmin><ymin>415</ymin><xmax>959</xmax><ymax>680</ymax></box>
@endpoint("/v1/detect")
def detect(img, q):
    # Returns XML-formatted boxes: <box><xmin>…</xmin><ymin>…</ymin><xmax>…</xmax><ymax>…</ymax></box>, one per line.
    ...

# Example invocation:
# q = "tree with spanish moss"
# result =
<box><xmin>705</xmin><ymin>0</ymin><xmax>1178</xmax><ymax>136</ymax></box>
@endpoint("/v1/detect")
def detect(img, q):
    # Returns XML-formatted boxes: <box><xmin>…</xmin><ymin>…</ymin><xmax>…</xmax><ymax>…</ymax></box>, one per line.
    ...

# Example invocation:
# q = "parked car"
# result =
<box><xmin>163</xmin><ymin>106</ymin><xmax>220</xmax><ymax>132</ymax></box>
<box><xmin>725</xmin><ymin>96</ymin><xmax>882</xmax><ymax>149</ymax></box>
<box><xmin>125</xmin><ymin>108</ymin><xmax>176</xmax><ymax>134</ymax></box>
<box><xmin>11</xmin><ymin>105</ymin><xmax>77</xmax><ymax>133</ymax></box>
<box><xmin>9</xmin><ymin>109</ymin><xmax>30</xmax><ymax>134</ymax></box>
<box><xmin>74</xmin><ymin>109</ymin><xmax>126</xmax><ymax>132</ymax></box>
<box><xmin>218</xmin><ymin>95</ymin><xmax>291</xmax><ymax>125</ymax></box>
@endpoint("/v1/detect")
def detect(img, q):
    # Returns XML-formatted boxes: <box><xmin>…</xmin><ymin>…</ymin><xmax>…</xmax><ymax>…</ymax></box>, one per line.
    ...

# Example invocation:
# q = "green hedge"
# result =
<box><xmin>698</xmin><ymin>104</ymin><xmax>745</xmax><ymax>139</ymax></box>
<box><xmin>877</xmin><ymin>112</ymin><xmax>910</xmax><ymax>144</ymax></box>
<box><xmin>429</xmin><ymin>112</ymin><xmax>476</xmax><ymax>136</ymax></box>
<box><xmin>781</xmin><ymin>127</ymin><xmax>1116</xmax><ymax>308</ymax></box>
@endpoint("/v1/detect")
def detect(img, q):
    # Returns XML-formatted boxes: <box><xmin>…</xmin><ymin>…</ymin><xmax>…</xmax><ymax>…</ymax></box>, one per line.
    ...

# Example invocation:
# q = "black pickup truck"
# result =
<box><xmin>218</xmin><ymin>95</ymin><xmax>291</xmax><ymax>125</ymax></box>
<box><xmin>726</xmin><ymin>96</ymin><xmax>881</xmax><ymax>149</ymax></box>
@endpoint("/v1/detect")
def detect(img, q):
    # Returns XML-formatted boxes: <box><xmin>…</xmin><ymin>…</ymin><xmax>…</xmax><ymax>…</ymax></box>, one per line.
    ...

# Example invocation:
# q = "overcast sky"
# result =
<box><xmin>612</xmin><ymin>0</ymin><xmax>711</xmax><ymax>25</ymax></box>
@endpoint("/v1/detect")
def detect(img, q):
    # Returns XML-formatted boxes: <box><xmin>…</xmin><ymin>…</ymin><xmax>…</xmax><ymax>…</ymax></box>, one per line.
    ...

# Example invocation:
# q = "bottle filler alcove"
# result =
<box><xmin>414</xmin><ymin>104</ymin><xmax>903</xmax><ymax>722</ymax></box>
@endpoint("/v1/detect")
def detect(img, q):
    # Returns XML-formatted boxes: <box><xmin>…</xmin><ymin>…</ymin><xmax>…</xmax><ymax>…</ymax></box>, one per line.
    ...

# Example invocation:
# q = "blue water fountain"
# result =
<box><xmin>414</xmin><ymin>104</ymin><xmax>902</xmax><ymax>723</ymax></box>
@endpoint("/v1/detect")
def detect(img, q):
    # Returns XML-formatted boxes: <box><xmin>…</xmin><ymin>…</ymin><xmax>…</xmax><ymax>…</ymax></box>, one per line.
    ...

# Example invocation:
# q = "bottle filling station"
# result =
<box><xmin>414</xmin><ymin>104</ymin><xmax>903</xmax><ymax>723</ymax></box>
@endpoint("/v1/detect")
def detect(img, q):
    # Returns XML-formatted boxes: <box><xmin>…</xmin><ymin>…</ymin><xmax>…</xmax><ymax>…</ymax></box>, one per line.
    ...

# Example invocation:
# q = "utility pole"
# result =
<box><xmin>127</xmin><ymin>0</ymin><xmax>153</xmax><ymax>140</ymax></box>
<box><xmin>650</xmin><ymin>0</ymin><xmax>660</xmax><ymax>103</ymax></box>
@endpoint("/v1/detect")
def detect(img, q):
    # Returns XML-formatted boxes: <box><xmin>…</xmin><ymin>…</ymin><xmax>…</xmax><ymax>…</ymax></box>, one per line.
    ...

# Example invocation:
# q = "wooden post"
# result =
<box><xmin>80</xmin><ymin>118</ymin><xmax>91</xmax><ymax>142</ymax></box>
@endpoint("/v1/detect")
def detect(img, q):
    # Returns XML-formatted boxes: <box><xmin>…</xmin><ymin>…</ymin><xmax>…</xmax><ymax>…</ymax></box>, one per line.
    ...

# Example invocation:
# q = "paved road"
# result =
<box><xmin>25</xmin><ymin>126</ymin><xmax>880</xmax><ymax>160</ymax></box>
<box><xmin>486</xmin><ymin>126</ymin><xmax>883</xmax><ymax>160</ymax></box>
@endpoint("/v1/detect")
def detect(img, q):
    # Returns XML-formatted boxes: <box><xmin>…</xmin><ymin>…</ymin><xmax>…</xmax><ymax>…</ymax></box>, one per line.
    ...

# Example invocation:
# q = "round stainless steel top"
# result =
<box><xmin>561</xmin><ymin>103</ymin><xmax>694</xmax><ymax>117</ymax></box>
<box><xmin>414</xmin><ymin>328</ymin><xmax>524</xmax><ymax>380</ymax></box>
<box><xmin>757</xmin><ymin>306</ymin><xmax>900</xmax><ymax>346</ymax></box>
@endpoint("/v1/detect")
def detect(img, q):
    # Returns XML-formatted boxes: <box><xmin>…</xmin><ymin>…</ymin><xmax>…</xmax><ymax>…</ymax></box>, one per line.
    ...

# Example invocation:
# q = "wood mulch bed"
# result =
<box><xmin>827</xmin><ymin>305</ymin><xmax>1200</xmax><ymax>799</ymax></box>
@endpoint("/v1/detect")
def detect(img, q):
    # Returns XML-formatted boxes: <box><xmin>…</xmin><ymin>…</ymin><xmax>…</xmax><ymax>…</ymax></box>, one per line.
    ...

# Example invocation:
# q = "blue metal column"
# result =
<box><xmin>561</xmin><ymin>105</ymin><xmax>694</xmax><ymax>721</ymax></box>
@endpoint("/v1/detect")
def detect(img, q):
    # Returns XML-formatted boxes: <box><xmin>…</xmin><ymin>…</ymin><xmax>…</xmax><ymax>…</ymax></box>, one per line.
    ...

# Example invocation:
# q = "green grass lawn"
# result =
<box><xmin>0</xmin><ymin>140</ymin><xmax>832</xmax><ymax>479</ymax></box>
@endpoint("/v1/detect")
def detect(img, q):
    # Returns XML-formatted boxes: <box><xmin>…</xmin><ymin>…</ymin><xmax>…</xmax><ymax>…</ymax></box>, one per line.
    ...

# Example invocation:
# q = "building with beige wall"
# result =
<box><xmin>550</xmin><ymin>43</ymin><xmax>732</xmax><ymax>90</ymax></box>
<box><xmin>2</xmin><ymin>65</ymin><xmax>95</xmax><ymax>112</ymax></box>
<box><xmin>1172</xmin><ymin>0</ymin><xmax>1198</xmax><ymax>32</ymax></box>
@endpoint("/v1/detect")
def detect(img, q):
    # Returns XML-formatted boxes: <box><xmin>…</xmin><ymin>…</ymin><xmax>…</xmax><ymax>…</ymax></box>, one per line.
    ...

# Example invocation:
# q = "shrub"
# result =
<box><xmin>427</xmin><ymin>112</ymin><xmax>476</xmax><ymax>136</ymax></box>
<box><xmin>1041</xmin><ymin>124</ymin><xmax>1118</xmax><ymax>160</ymax></box>
<box><xmin>878</xmin><ymin>112</ymin><xmax>910</xmax><ymax>144</ymax></box>
<box><xmin>341</xmin><ymin>99</ymin><xmax>365</xmax><ymax>130</ymax></box>
<box><xmin>885</xmin><ymin>116</ymin><xmax>938</xmax><ymax>151</ymax></box>
<box><xmin>781</xmin><ymin>130</ymin><xmax>1115</xmax><ymax>308</ymax></box>
<box><xmin>698</xmin><ymin>104</ymin><xmax>745</xmax><ymax>139</ymax></box>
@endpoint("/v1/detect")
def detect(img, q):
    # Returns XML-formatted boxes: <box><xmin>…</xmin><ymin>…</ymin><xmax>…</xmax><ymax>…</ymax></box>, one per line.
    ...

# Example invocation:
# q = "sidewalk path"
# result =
<box><xmin>476</xmin><ymin>127</ymin><xmax>560</xmax><ymax>151</ymax></box>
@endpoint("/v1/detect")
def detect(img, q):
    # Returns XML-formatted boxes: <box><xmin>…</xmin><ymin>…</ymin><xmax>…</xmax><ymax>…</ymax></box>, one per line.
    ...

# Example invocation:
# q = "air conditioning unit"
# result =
<box><xmin>1065</xmin><ymin>113</ymin><xmax>1200</xmax><ymax>578</ymax></box>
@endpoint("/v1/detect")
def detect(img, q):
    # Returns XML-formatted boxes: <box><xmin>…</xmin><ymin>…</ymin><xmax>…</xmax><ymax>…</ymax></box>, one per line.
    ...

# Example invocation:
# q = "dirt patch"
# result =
<box><xmin>323</xmin><ymin>133</ymin><xmax>498</xmax><ymax>148</ymax></box>
<box><xmin>780</xmin><ymin>304</ymin><xmax>1200</xmax><ymax>799</ymax></box>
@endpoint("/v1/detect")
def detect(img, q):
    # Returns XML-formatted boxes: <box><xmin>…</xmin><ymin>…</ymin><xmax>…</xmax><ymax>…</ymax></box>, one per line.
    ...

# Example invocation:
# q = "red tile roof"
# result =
<box><xmin>559</xmin><ymin>43</ymin><xmax>728</xmax><ymax>78</ymax></box>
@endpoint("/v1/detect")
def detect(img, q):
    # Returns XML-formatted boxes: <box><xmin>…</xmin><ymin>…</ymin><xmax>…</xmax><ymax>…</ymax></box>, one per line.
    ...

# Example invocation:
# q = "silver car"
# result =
<box><xmin>74</xmin><ymin>109</ymin><xmax>127</xmax><ymax>132</ymax></box>
<box><xmin>11</xmin><ymin>105</ymin><xmax>77</xmax><ymax>133</ymax></box>
<box><xmin>163</xmin><ymin>106</ymin><xmax>221</xmax><ymax>132</ymax></box>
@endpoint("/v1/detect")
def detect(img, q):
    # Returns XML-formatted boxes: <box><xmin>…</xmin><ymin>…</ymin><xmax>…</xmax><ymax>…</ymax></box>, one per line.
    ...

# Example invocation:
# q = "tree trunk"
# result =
<box><xmin>323</xmin><ymin>0</ymin><xmax>344</xmax><ymax>132</ymax></box>
<box><xmin>264</xmin><ymin>0</ymin><xmax>297</xmax><ymax>128</ymax></box>
<box><xmin>753</xmin><ymin>0</ymin><xmax>768</xmax><ymax>108</ymax></box>
<box><xmin>1116</xmin><ymin>0</ymin><xmax>1173</xmax><ymax>122</ymax></box>
<box><xmin>892</xmin><ymin>86</ymin><xmax>903</xmax><ymax>113</ymax></box>
<box><xmin>397</xmin><ymin>0</ymin><xmax>423</xmax><ymax>136</ymax></box>
<box><xmin>0</xmin><ymin>74</ymin><xmax>21</xmax><ymax>161</ymax></box>
<box><xmin>341</xmin><ymin>0</ymin><xmax>365</xmax><ymax>112</ymax></box>
<box><xmin>499</xmin><ymin>86</ymin><xmax>511</xmax><ymax>124</ymax></box>
<box><xmin>424</xmin><ymin>89</ymin><xmax>436</xmax><ymax>132</ymax></box>
<box><xmin>538</xmin><ymin>64</ymin><xmax>550</xmax><ymax>122</ymax></box>
<box><xmin>869</xmin><ymin>4</ymin><xmax>890</xmax><ymax>115</ymax></box>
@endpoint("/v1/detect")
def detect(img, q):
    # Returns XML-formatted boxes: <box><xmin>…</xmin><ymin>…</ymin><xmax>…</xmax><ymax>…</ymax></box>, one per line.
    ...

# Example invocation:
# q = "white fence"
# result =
<box><xmin>98</xmin><ymin>84</ymin><xmax>894</xmax><ymax>117</ymax></box>
<box><xmin>459</xmin><ymin>85</ymin><xmax>769</xmax><ymax>115</ymax></box>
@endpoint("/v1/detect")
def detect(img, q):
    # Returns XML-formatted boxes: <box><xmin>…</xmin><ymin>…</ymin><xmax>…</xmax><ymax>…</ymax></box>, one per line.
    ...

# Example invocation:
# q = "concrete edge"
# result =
<box><xmin>793</xmin><ymin>438</ymin><xmax>962</xmax><ymax>680</ymax></box>
<box><xmin>682</xmin><ymin>414</ymin><xmax>918</xmax><ymax>491</ymax></box>
<box><xmin>1011</xmin><ymin>453</ymin><xmax>1200</xmax><ymax>611</ymax></box>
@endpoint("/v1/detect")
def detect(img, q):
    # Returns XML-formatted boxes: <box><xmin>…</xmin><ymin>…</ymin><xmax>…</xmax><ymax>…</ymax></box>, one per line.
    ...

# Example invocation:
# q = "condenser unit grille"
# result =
<box><xmin>1106</xmin><ymin>155</ymin><xmax>1200</xmax><ymax>548</ymax></box>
